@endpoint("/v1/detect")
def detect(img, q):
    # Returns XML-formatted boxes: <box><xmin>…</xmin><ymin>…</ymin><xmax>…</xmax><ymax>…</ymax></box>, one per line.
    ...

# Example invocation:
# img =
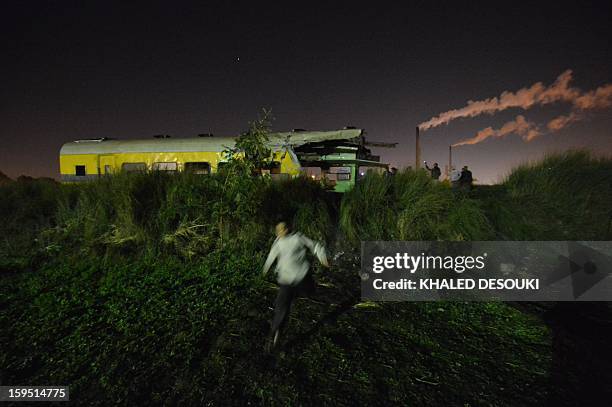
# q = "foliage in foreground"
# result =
<box><xmin>0</xmin><ymin>171</ymin><xmax>335</xmax><ymax>267</ymax></box>
<box><xmin>2</xmin><ymin>150</ymin><xmax>611</xmax><ymax>405</ymax></box>
<box><xmin>1</xmin><ymin>254</ymin><xmax>550</xmax><ymax>406</ymax></box>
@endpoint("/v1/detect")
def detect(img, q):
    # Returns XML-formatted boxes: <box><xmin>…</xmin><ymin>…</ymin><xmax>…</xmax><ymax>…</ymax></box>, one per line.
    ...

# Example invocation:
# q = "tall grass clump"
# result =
<box><xmin>262</xmin><ymin>176</ymin><xmax>336</xmax><ymax>243</ymax></box>
<box><xmin>340</xmin><ymin>169</ymin><xmax>493</xmax><ymax>243</ymax></box>
<box><xmin>487</xmin><ymin>150</ymin><xmax>612</xmax><ymax>240</ymax></box>
<box><xmin>47</xmin><ymin>171</ymin><xmax>177</xmax><ymax>259</ymax></box>
<box><xmin>40</xmin><ymin>170</ymin><xmax>334</xmax><ymax>262</ymax></box>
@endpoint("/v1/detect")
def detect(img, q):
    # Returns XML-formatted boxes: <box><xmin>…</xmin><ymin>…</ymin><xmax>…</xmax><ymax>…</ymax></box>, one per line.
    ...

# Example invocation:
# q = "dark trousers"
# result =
<box><xmin>270</xmin><ymin>273</ymin><xmax>315</xmax><ymax>334</ymax></box>
<box><xmin>270</xmin><ymin>284</ymin><xmax>297</xmax><ymax>334</ymax></box>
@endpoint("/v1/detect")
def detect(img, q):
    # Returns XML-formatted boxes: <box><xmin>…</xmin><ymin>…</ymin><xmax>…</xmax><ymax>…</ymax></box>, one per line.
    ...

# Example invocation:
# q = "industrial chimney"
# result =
<box><xmin>415</xmin><ymin>126</ymin><xmax>421</xmax><ymax>169</ymax></box>
<box><xmin>448</xmin><ymin>145</ymin><xmax>453</xmax><ymax>178</ymax></box>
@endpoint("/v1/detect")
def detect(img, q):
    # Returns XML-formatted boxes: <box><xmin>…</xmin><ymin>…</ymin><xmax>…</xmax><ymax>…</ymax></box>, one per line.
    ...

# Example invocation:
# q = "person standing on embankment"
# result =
<box><xmin>425</xmin><ymin>161</ymin><xmax>441</xmax><ymax>180</ymax></box>
<box><xmin>262</xmin><ymin>222</ymin><xmax>329</xmax><ymax>351</ymax></box>
<box><xmin>459</xmin><ymin>165</ymin><xmax>473</xmax><ymax>190</ymax></box>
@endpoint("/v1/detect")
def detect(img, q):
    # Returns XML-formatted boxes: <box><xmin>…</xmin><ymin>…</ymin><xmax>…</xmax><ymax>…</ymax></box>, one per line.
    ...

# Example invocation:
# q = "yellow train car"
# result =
<box><xmin>59</xmin><ymin>136</ymin><xmax>301</xmax><ymax>182</ymax></box>
<box><xmin>58</xmin><ymin>129</ymin><xmax>394</xmax><ymax>192</ymax></box>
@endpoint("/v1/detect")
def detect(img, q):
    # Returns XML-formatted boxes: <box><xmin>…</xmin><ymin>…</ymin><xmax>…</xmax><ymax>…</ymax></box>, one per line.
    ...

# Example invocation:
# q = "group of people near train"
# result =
<box><xmin>384</xmin><ymin>161</ymin><xmax>473</xmax><ymax>189</ymax></box>
<box><xmin>425</xmin><ymin>161</ymin><xmax>473</xmax><ymax>190</ymax></box>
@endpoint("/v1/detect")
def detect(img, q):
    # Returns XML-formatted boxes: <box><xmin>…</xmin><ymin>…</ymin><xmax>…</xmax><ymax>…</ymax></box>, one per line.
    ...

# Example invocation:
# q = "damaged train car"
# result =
<box><xmin>59</xmin><ymin>128</ymin><xmax>395</xmax><ymax>192</ymax></box>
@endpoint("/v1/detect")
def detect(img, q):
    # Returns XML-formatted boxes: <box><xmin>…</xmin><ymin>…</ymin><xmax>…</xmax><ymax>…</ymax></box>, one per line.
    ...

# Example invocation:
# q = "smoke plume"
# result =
<box><xmin>418</xmin><ymin>70</ymin><xmax>579</xmax><ymax>131</ymax></box>
<box><xmin>538</xmin><ymin>82</ymin><xmax>612</xmax><ymax>134</ymax></box>
<box><xmin>547</xmin><ymin>112</ymin><xmax>580</xmax><ymax>132</ymax></box>
<box><xmin>573</xmin><ymin>83</ymin><xmax>612</xmax><ymax>110</ymax></box>
<box><xmin>439</xmin><ymin>71</ymin><xmax>612</xmax><ymax>146</ymax></box>
<box><xmin>452</xmin><ymin>115</ymin><xmax>540</xmax><ymax>147</ymax></box>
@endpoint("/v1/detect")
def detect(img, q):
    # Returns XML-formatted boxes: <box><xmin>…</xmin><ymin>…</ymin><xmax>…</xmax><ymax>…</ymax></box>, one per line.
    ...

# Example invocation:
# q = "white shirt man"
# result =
<box><xmin>262</xmin><ymin>222</ymin><xmax>329</xmax><ymax>350</ymax></box>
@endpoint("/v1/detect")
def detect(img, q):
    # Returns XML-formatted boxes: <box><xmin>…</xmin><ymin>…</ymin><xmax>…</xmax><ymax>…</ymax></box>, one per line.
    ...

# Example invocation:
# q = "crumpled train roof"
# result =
<box><xmin>60</xmin><ymin>129</ymin><xmax>363</xmax><ymax>155</ymax></box>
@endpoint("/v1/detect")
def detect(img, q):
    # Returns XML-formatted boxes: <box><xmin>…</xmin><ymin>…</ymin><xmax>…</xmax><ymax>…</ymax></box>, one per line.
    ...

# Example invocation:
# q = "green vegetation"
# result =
<box><xmin>223</xmin><ymin>109</ymin><xmax>274</xmax><ymax>176</ymax></box>
<box><xmin>480</xmin><ymin>151</ymin><xmax>612</xmax><ymax>240</ymax></box>
<box><xmin>0</xmin><ymin>176</ymin><xmax>60</xmax><ymax>270</ymax></box>
<box><xmin>340</xmin><ymin>169</ymin><xmax>494</xmax><ymax>243</ymax></box>
<box><xmin>1</xmin><ymin>150</ymin><xmax>611</xmax><ymax>405</ymax></box>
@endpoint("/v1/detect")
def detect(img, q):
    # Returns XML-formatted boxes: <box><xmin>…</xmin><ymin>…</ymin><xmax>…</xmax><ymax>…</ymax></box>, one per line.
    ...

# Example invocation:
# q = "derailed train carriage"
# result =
<box><xmin>59</xmin><ymin>128</ymin><xmax>395</xmax><ymax>192</ymax></box>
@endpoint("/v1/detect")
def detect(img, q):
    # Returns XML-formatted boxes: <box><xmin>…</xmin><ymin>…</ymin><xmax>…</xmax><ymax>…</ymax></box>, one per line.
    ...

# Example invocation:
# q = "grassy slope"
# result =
<box><xmin>3</xmin><ymin>150</ymin><xmax>610</xmax><ymax>405</ymax></box>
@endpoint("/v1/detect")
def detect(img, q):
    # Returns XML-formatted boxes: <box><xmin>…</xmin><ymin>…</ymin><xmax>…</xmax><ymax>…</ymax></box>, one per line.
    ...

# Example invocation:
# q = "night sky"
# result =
<box><xmin>2</xmin><ymin>2</ymin><xmax>611</xmax><ymax>183</ymax></box>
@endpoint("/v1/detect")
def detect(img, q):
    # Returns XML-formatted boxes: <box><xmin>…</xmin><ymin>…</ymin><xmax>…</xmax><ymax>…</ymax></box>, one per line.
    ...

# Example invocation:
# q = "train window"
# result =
<box><xmin>336</xmin><ymin>173</ymin><xmax>351</xmax><ymax>180</ymax></box>
<box><xmin>152</xmin><ymin>162</ymin><xmax>178</xmax><ymax>172</ymax></box>
<box><xmin>327</xmin><ymin>166</ymin><xmax>351</xmax><ymax>181</ymax></box>
<box><xmin>122</xmin><ymin>162</ymin><xmax>147</xmax><ymax>172</ymax></box>
<box><xmin>185</xmin><ymin>162</ymin><xmax>211</xmax><ymax>175</ymax></box>
<box><xmin>269</xmin><ymin>161</ymin><xmax>281</xmax><ymax>174</ymax></box>
<box><xmin>75</xmin><ymin>165</ymin><xmax>86</xmax><ymax>176</ymax></box>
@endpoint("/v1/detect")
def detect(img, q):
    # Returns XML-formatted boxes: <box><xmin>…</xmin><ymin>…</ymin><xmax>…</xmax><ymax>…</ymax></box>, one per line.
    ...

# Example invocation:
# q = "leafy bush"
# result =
<box><xmin>222</xmin><ymin>109</ymin><xmax>274</xmax><ymax>175</ymax></box>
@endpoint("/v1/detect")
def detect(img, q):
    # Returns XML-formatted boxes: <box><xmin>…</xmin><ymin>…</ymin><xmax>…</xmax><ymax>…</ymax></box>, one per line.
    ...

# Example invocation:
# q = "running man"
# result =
<box><xmin>262</xmin><ymin>222</ymin><xmax>329</xmax><ymax>351</ymax></box>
